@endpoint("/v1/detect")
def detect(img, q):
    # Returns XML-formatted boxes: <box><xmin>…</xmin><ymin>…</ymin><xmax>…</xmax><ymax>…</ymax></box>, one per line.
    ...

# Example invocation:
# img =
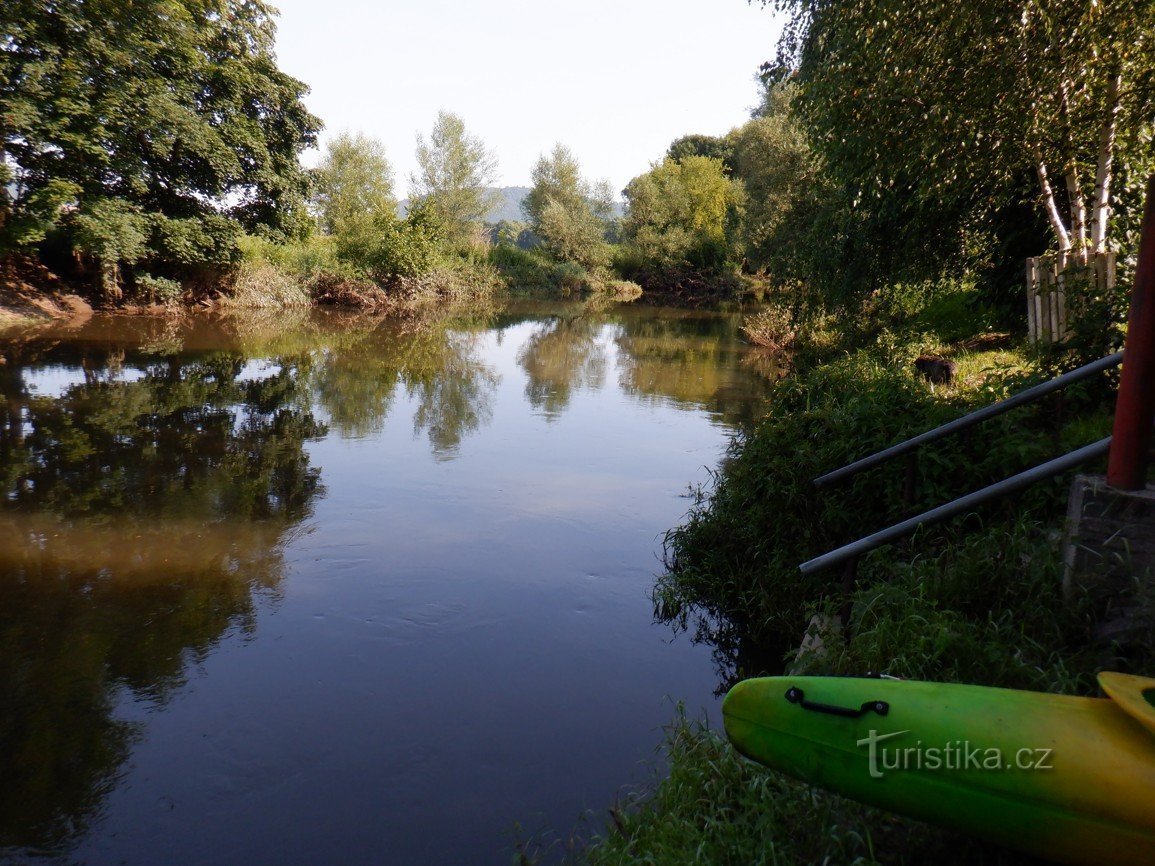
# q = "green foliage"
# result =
<box><xmin>0</xmin><ymin>0</ymin><xmax>320</xmax><ymax>272</ymax></box>
<box><xmin>579</xmin><ymin>706</ymin><xmax>1029</xmax><ymax>866</ymax></box>
<box><xmin>658</xmin><ymin>343</ymin><xmax>1096</xmax><ymax>653</ymax></box>
<box><xmin>724</xmin><ymin>85</ymin><xmax>814</xmax><ymax>275</ymax></box>
<box><xmin>582</xmin><ymin>712</ymin><xmax>889</xmax><ymax>866</ymax></box>
<box><xmin>133</xmin><ymin>273</ymin><xmax>183</xmax><ymax>305</ymax></box>
<box><xmin>665</xmin><ymin>134</ymin><xmax>734</xmax><ymax>168</ymax></box>
<box><xmin>370</xmin><ymin>205</ymin><xmax>446</xmax><ymax>278</ymax></box>
<box><xmin>410</xmin><ymin>111</ymin><xmax>499</xmax><ymax>243</ymax></box>
<box><xmin>0</xmin><ymin>180</ymin><xmax>80</xmax><ymax>250</ymax></box>
<box><xmin>312</xmin><ymin>132</ymin><xmax>396</xmax><ymax>236</ymax></box>
<box><xmin>622</xmin><ymin>156</ymin><xmax>743</xmax><ymax>273</ymax></box>
<box><xmin>537</xmin><ymin>199</ymin><xmax>610</xmax><ymax>272</ymax></box>
<box><xmin>69</xmin><ymin>199</ymin><xmax>150</xmax><ymax>275</ymax></box>
<box><xmin>239</xmin><ymin>233</ymin><xmax>345</xmax><ymax>282</ymax></box>
<box><xmin>523</xmin><ymin>144</ymin><xmax>613</xmax><ymax>271</ymax></box>
<box><xmin>147</xmin><ymin>213</ymin><xmax>241</xmax><ymax>267</ymax></box>
<box><xmin>757</xmin><ymin>0</ymin><xmax>1155</xmax><ymax>314</ymax></box>
<box><xmin>488</xmin><ymin>244</ymin><xmax>591</xmax><ymax>293</ymax></box>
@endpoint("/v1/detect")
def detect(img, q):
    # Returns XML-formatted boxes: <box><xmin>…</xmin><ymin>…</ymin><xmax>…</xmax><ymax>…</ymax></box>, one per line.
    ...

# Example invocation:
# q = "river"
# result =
<box><xmin>0</xmin><ymin>300</ymin><xmax>776</xmax><ymax>865</ymax></box>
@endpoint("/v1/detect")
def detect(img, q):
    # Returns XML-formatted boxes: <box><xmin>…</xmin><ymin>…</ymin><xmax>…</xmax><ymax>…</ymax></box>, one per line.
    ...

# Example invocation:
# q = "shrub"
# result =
<box><xmin>740</xmin><ymin>304</ymin><xmax>796</xmax><ymax>351</ymax></box>
<box><xmin>658</xmin><ymin>349</ymin><xmax>1075</xmax><ymax>657</ymax></box>
<box><xmin>133</xmin><ymin>273</ymin><xmax>184</xmax><ymax>305</ymax></box>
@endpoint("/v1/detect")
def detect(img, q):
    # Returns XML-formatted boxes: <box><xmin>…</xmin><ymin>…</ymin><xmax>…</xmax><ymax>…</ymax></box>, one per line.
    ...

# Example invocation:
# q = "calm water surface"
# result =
<box><xmin>0</xmin><ymin>302</ymin><xmax>775</xmax><ymax>865</ymax></box>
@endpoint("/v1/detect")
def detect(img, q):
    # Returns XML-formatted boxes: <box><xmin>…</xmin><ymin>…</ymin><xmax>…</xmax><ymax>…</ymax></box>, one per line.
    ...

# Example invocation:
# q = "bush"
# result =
<box><xmin>657</xmin><ymin>347</ymin><xmax>1081</xmax><ymax>659</ymax></box>
<box><xmin>488</xmin><ymin>243</ymin><xmax>592</xmax><ymax>292</ymax></box>
<box><xmin>133</xmin><ymin>273</ymin><xmax>184</xmax><ymax>305</ymax></box>
<box><xmin>226</xmin><ymin>262</ymin><xmax>311</xmax><ymax>308</ymax></box>
<box><xmin>740</xmin><ymin>304</ymin><xmax>796</xmax><ymax>351</ymax></box>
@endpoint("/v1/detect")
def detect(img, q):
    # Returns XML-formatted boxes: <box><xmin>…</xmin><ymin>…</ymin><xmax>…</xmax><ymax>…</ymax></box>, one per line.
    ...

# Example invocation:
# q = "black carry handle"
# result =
<box><xmin>784</xmin><ymin>687</ymin><xmax>889</xmax><ymax>719</ymax></box>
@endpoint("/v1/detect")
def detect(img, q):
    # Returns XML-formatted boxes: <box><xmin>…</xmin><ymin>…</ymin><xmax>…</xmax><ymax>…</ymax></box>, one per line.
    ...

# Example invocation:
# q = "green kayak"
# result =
<box><xmin>723</xmin><ymin>674</ymin><xmax>1155</xmax><ymax>865</ymax></box>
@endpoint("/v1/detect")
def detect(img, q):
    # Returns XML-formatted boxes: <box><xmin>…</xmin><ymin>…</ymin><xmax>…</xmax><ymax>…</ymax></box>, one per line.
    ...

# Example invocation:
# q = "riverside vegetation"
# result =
<box><xmin>564</xmin><ymin>0</ymin><xmax>1155</xmax><ymax>863</ymax></box>
<box><xmin>5</xmin><ymin>1</ymin><xmax>1155</xmax><ymax>865</ymax></box>
<box><xmin>1</xmin><ymin>4</ymin><xmax>774</xmax><ymax>320</ymax></box>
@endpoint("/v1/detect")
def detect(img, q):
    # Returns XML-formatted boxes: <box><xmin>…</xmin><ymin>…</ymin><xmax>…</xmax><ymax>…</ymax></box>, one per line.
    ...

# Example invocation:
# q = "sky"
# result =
<box><xmin>271</xmin><ymin>0</ymin><xmax>784</xmax><ymax>199</ymax></box>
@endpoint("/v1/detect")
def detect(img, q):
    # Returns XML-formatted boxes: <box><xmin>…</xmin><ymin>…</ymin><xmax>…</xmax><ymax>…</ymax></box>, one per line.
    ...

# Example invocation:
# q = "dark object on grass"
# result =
<box><xmin>914</xmin><ymin>354</ymin><xmax>957</xmax><ymax>384</ymax></box>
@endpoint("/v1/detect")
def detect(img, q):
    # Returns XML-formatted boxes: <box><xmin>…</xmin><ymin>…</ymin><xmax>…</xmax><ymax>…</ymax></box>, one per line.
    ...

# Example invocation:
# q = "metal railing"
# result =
<box><xmin>813</xmin><ymin>351</ymin><xmax>1122</xmax><ymax>488</ymax></box>
<box><xmin>800</xmin><ymin>351</ymin><xmax>1123</xmax><ymax>581</ymax></box>
<box><xmin>800</xmin><ymin>437</ymin><xmax>1110</xmax><ymax>575</ymax></box>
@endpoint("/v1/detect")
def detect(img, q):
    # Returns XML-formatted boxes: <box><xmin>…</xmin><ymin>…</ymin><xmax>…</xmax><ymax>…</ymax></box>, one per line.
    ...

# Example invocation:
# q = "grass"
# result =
<box><xmin>572</xmin><ymin>277</ymin><xmax>1148</xmax><ymax>865</ymax></box>
<box><xmin>580</xmin><ymin>711</ymin><xmax>1030</xmax><ymax>866</ymax></box>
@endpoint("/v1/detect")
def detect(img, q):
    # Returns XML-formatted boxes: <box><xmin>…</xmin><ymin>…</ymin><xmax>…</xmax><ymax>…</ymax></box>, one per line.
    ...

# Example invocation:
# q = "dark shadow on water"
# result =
<box><xmin>0</xmin><ymin>333</ymin><xmax>326</xmax><ymax>856</ymax></box>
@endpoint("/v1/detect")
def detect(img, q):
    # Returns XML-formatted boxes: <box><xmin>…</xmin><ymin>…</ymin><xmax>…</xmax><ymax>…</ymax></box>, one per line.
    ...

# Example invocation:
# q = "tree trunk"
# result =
<box><xmin>99</xmin><ymin>258</ymin><xmax>123</xmax><ymax>305</ymax></box>
<box><xmin>1058</xmin><ymin>81</ymin><xmax>1087</xmax><ymax>259</ymax></box>
<box><xmin>1035</xmin><ymin>151</ymin><xmax>1071</xmax><ymax>252</ymax></box>
<box><xmin>0</xmin><ymin>139</ymin><xmax>9</xmax><ymax>232</ymax></box>
<box><xmin>1091</xmin><ymin>71</ymin><xmax>1123</xmax><ymax>254</ymax></box>
<box><xmin>1064</xmin><ymin>166</ymin><xmax>1087</xmax><ymax>260</ymax></box>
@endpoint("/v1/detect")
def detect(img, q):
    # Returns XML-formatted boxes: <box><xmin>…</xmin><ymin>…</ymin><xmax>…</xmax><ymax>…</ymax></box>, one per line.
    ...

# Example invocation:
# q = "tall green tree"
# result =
<box><xmin>623</xmin><ymin>156</ymin><xmax>743</xmax><ymax>272</ymax></box>
<box><xmin>313</xmin><ymin>132</ymin><xmax>396</xmax><ymax>236</ymax></box>
<box><xmin>765</xmin><ymin>0</ymin><xmax>1155</xmax><ymax>258</ymax></box>
<box><xmin>410</xmin><ymin>111</ymin><xmax>499</xmax><ymax>242</ymax></box>
<box><xmin>0</xmin><ymin>0</ymin><xmax>321</xmax><ymax>293</ymax></box>
<box><xmin>523</xmin><ymin>144</ymin><xmax>613</xmax><ymax>270</ymax></box>
<box><xmin>725</xmin><ymin>83</ymin><xmax>814</xmax><ymax>272</ymax></box>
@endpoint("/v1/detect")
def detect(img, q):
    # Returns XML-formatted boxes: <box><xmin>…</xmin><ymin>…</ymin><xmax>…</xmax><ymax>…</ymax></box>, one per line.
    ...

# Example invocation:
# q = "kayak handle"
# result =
<box><xmin>785</xmin><ymin>687</ymin><xmax>889</xmax><ymax>719</ymax></box>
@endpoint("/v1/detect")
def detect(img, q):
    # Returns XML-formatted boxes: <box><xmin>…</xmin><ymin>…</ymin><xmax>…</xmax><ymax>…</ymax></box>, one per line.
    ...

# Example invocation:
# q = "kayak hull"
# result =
<box><xmin>722</xmin><ymin>676</ymin><xmax>1155</xmax><ymax>866</ymax></box>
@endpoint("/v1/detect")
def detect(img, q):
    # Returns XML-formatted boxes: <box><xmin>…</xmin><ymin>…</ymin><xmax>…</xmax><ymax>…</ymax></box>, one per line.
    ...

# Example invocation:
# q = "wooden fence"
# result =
<box><xmin>1026</xmin><ymin>251</ymin><xmax>1116</xmax><ymax>343</ymax></box>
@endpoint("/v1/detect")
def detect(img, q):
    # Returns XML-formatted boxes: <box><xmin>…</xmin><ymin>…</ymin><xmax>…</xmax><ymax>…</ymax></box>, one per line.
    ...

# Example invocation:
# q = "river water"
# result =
<box><xmin>0</xmin><ymin>301</ymin><xmax>775</xmax><ymax>865</ymax></box>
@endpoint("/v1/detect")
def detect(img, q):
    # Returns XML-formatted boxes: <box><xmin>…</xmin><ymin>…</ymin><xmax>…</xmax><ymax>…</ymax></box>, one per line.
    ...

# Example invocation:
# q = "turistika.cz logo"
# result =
<box><xmin>856</xmin><ymin>729</ymin><xmax>1055</xmax><ymax>779</ymax></box>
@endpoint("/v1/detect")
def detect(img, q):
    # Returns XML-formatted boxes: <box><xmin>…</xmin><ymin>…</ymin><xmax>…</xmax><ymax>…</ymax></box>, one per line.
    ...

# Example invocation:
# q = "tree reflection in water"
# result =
<box><xmin>516</xmin><ymin>315</ymin><xmax>607</xmax><ymax>420</ymax></box>
<box><xmin>0</xmin><ymin>336</ymin><xmax>325</xmax><ymax>855</ymax></box>
<box><xmin>614</xmin><ymin>312</ymin><xmax>779</xmax><ymax>428</ymax></box>
<box><xmin>0</xmin><ymin>303</ymin><xmax>782</xmax><ymax>857</ymax></box>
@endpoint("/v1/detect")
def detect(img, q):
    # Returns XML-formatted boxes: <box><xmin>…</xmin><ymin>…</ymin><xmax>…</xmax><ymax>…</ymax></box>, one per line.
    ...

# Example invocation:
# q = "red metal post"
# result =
<box><xmin>1107</xmin><ymin>175</ymin><xmax>1155</xmax><ymax>490</ymax></box>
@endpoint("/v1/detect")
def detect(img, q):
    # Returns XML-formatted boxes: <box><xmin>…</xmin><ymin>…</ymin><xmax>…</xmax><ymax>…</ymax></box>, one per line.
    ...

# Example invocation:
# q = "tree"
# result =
<box><xmin>666</xmin><ymin>134</ymin><xmax>735</xmax><ymax>169</ymax></box>
<box><xmin>725</xmin><ymin>83</ymin><xmax>814</xmax><ymax>272</ymax></box>
<box><xmin>523</xmin><ymin>144</ymin><xmax>612</xmax><ymax>270</ymax></box>
<box><xmin>410</xmin><ymin>111</ymin><xmax>499</xmax><ymax>242</ymax></box>
<box><xmin>313</xmin><ymin>132</ymin><xmax>396</xmax><ymax>236</ymax></box>
<box><xmin>764</xmin><ymin>0</ymin><xmax>1155</xmax><ymax>258</ymax></box>
<box><xmin>622</xmin><ymin>156</ymin><xmax>744</xmax><ymax>272</ymax></box>
<box><xmin>0</xmin><ymin>0</ymin><xmax>321</xmax><ymax>293</ymax></box>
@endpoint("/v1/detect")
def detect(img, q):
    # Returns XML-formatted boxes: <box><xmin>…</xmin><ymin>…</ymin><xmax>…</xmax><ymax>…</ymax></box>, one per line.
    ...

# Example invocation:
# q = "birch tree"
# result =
<box><xmin>764</xmin><ymin>0</ymin><xmax>1155</xmax><ymax>257</ymax></box>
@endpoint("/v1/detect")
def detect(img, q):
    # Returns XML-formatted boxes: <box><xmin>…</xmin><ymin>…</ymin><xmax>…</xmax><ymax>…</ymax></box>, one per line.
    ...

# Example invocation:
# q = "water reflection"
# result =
<box><xmin>615</xmin><ymin>313</ymin><xmax>781</xmax><ymax>427</ymax></box>
<box><xmin>402</xmin><ymin>330</ymin><xmax>500</xmax><ymax>460</ymax></box>
<box><xmin>0</xmin><ymin>304</ymin><xmax>779</xmax><ymax>862</ymax></box>
<box><xmin>0</xmin><ymin>337</ymin><xmax>325</xmax><ymax>855</ymax></box>
<box><xmin>517</xmin><ymin>317</ymin><xmax>607</xmax><ymax>420</ymax></box>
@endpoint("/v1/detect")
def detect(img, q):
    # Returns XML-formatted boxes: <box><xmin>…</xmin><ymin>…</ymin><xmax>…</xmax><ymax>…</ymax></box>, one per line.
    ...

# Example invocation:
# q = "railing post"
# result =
<box><xmin>1108</xmin><ymin>175</ymin><xmax>1155</xmax><ymax>491</ymax></box>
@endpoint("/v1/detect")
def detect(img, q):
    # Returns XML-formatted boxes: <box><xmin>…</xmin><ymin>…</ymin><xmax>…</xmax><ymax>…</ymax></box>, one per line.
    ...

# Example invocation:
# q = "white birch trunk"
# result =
<box><xmin>1058</xmin><ymin>82</ymin><xmax>1086</xmax><ymax>258</ymax></box>
<box><xmin>1035</xmin><ymin>151</ymin><xmax>1071</xmax><ymax>251</ymax></box>
<box><xmin>1091</xmin><ymin>72</ymin><xmax>1123</xmax><ymax>254</ymax></box>
<box><xmin>1064</xmin><ymin>166</ymin><xmax>1087</xmax><ymax>259</ymax></box>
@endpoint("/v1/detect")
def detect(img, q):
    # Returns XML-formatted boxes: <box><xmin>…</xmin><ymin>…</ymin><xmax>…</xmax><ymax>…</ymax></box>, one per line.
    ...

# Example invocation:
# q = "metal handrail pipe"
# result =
<box><xmin>812</xmin><ymin>352</ymin><xmax>1123</xmax><ymax>489</ymax></box>
<box><xmin>799</xmin><ymin>436</ymin><xmax>1112</xmax><ymax>575</ymax></box>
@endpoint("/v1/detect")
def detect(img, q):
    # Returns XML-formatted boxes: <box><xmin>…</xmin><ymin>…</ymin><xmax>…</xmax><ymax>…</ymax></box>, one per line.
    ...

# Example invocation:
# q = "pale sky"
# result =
<box><xmin>271</xmin><ymin>0</ymin><xmax>784</xmax><ymax>199</ymax></box>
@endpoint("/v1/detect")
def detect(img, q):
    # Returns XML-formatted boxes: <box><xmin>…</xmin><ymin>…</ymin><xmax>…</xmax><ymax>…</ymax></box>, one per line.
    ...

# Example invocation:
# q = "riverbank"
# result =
<box><xmin>575</xmin><ymin>279</ymin><xmax>1152</xmax><ymax>864</ymax></box>
<box><xmin>0</xmin><ymin>256</ymin><xmax>95</xmax><ymax>331</ymax></box>
<box><xmin>0</xmin><ymin>244</ymin><xmax>665</xmax><ymax>329</ymax></box>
